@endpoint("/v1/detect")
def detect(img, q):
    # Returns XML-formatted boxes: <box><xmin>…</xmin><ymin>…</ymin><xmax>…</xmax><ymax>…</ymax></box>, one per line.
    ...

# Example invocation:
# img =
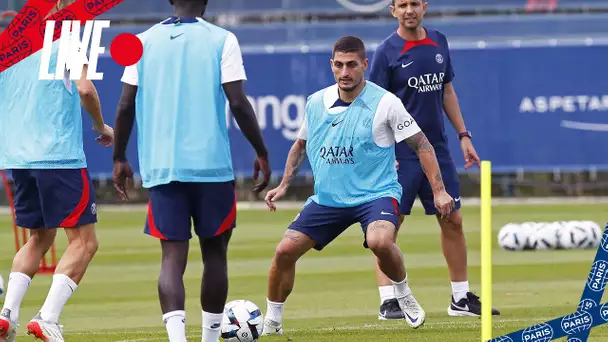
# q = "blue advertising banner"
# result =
<box><xmin>83</xmin><ymin>44</ymin><xmax>608</xmax><ymax>177</ymax></box>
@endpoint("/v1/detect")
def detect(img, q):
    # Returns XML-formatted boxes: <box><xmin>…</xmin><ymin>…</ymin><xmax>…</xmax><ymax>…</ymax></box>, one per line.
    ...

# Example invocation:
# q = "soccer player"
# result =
<box><xmin>369</xmin><ymin>0</ymin><xmax>500</xmax><ymax>319</ymax></box>
<box><xmin>0</xmin><ymin>1</ymin><xmax>113</xmax><ymax>341</ymax></box>
<box><xmin>261</xmin><ymin>36</ymin><xmax>454</xmax><ymax>335</ymax></box>
<box><xmin>111</xmin><ymin>1</ymin><xmax>271</xmax><ymax>341</ymax></box>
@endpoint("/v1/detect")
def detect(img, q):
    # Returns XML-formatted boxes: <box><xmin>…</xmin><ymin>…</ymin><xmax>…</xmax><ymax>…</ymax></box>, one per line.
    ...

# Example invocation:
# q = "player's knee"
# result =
<box><xmin>67</xmin><ymin>229</ymin><xmax>99</xmax><ymax>259</ymax></box>
<box><xmin>441</xmin><ymin>210</ymin><xmax>463</xmax><ymax>231</ymax></box>
<box><xmin>28</xmin><ymin>229</ymin><xmax>57</xmax><ymax>251</ymax></box>
<box><xmin>366</xmin><ymin>225</ymin><xmax>395</xmax><ymax>252</ymax></box>
<box><xmin>273</xmin><ymin>242</ymin><xmax>300</xmax><ymax>266</ymax></box>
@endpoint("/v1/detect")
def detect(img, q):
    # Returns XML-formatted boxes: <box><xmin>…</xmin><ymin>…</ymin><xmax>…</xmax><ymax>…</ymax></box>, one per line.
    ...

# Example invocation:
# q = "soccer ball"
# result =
<box><xmin>498</xmin><ymin>223</ymin><xmax>524</xmax><ymax>251</ymax></box>
<box><xmin>221</xmin><ymin>300</ymin><xmax>264</xmax><ymax>342</ymax></box>
<box><xmin>559</xmin><ymin>221</ymin><xmax>589</xmax><ymax>249</ymax></box>
<box><xmin>535</xmin><ymin>222</ymin><xmax>561</xmax><ymax>250</ymax></box>
<box><xmin>581</xmin><ymin>221</ymin><xmax>603</xmax><ymax>249</ymax></box>
<box><xmin>0</xmin><ymin>274</ymin><xmax>4</xmax><ymax>300</ymax></box>
<box><xmin>520</xmin><ymin>221</ymin><xmax>538</xmax><ymax>250</ymax></box>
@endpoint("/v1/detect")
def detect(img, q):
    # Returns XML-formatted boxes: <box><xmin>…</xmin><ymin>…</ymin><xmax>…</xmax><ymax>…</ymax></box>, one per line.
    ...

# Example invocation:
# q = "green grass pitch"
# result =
<box><xmin>1</xmin><ymin>203</ymin><xmax>607</xmax><ymax>341</ymax></box>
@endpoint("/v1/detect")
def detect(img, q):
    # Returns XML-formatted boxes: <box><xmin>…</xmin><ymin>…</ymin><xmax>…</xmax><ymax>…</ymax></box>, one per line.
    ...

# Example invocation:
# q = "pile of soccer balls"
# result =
<box><xmin>498</xmin><ymin>221</ymin><xmax>604</xmax><ymax>251</ymax></box>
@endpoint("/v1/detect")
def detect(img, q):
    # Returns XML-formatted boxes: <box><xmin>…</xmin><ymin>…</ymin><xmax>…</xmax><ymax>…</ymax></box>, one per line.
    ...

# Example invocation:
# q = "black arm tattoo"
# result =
<box><xmin>404</xmin><ymin>131</ymin><xmax>434</xmax><ymax>155</ymax></box>
<box><xmin>279</xmin><ymin>139</ymin><xmax>307</xmax><ymax>187</ymax></box>
<box><xmin>404</xmin><ymin>131</ymin><xmax>446</xmax><ymax>193</ymax></box>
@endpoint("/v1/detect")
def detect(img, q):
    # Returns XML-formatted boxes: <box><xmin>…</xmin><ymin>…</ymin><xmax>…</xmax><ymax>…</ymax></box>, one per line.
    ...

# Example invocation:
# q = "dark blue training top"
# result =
<box><xmin>370</xmin><ymin>28</ymin><xmax>455</xmax><ymax>160</ymax></box>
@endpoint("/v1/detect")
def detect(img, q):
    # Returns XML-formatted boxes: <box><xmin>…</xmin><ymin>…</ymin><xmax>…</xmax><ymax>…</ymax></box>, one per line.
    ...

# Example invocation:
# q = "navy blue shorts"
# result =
<box><xmin>398</xmin><ymin>154</ymin><xmax>461</xmax><ymax>215</ymax></box>
<box><xmin>10</xmin><ymin>168</ymin><xmax>97</xmax><ymax>229</ymax></box>
<box><xmin>288</xmin><ymin>197</ymin><xmax>400</xmax><ymax>251</ymax></box>
<box><xmin>145</xmin><ymin>181</ymin><xmax>236</xmax><ymax>241</ymax></box>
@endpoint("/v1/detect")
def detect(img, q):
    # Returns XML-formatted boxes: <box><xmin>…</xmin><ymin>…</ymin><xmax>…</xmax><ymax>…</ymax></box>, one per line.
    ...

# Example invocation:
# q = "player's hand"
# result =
<box><xmin>460</xmin><ymin>138</ymin><xmax>480</xmax><ymax>169</ymax></box>
<box><xmin>395</xmin><ymin>160</ymin><xmax>399</xmax><ymax>170</ymax></box>
<box><xmin>264</xmin><ymin>185</ymin><xmax>287</xmax><ymax>212</ymax></box>
<box><xmin>434</xmin><ymin>190</ymin><xmax>455</xmax><ymax>220</ymax></box>
<box><xmin>94</xmin><ymin>124</ymin><xmax>114</xmax><ymax>147</ymax></box>
<box><xmin>252</xmin><ymin>154</ymin><xmax>271</xmax><ymax>197</ymax></box>
<box><xmin>113</xmin><ymin>160</ymin><xmax>134</xmax><ymax>201</ymax></box>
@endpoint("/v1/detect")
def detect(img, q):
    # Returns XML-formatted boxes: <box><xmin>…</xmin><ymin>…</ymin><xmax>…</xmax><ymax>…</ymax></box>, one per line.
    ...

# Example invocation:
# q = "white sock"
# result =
<box><xmin>451</xmin><ymin>281</ymin><xmax>470</xmax><ymax>302</ymax></box>
<box><xmin>265</xmin><ymin>298</ymin><xmax>285</xmax><ymax>324</ymax></box>
<box><xmin>392</xmin><ymin>275</ymin><xmax>411</xmax><ymax>299</ymax></box>
<box><xmin>39</xmin><ymin>274</ymin><xmax>78</xmax><ymax>323</ymax></box>
<box><xmin>163</xmin><ymin>310</ymin><xmax>187</xmax><ymax>342</ymax></box>
<box><xmin>1</xmin><ymin>272</ymin><xmax>32</xmax><ymax>322</ymax></box>
<box><xmin>378</xmin><ymin>285</ymin><xmax>395</xmax><ymax>304</ymax></box>
<box><xmin>202</xmin><ymin>311</ymin><xmax>222</xmax><ymax>342</ymax></box>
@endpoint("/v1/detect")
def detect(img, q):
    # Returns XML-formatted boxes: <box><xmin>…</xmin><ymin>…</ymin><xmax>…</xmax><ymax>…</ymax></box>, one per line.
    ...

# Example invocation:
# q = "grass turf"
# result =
<box><xmin>1</xmin><ymin>203</ymin><xmax>607</xmax><ymax>341</ymax></box>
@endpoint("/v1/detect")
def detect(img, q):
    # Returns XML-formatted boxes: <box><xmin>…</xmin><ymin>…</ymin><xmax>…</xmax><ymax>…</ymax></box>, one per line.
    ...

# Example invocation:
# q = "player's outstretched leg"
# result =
<box><xmin>366</xmin><ymin>220</ymin><xmax>425</xmax><ymax>328</ymax></box>
<box><xmin>374</xmin><ymin>215</ymin><xmax>405</xmax><ymax>320</ymax></box>
<box><xmin>263</xmin><ymin>230</ymin><xmax>316</xmax><ymax>336</ymax></box>
<box><xmin>200</xmin><ymin>229</ymin><xmax>232</xmax><ymax>342</ymax></box>
<box><xmin>1</xmin><ymin>229</ymin><xmax>56</xmax><ymax>342</ymax></box>
<box><xmin>156</xmin><ymin>240</ymin><xmax>189</xmax><ymax>342</ymax></box>
<box><xmin>439</xmin><ymin>211</ymin><xmax>500</xmax><ymax>317</ymax></box>
<box><xmin>27</xmin><ymin>224</ymin><xmax>99</xmax><ymax>342</ymax></box>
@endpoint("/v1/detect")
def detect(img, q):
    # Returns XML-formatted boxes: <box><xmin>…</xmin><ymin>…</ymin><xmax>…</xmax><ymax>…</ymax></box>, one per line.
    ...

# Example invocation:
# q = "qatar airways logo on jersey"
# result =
<box><xmin>408</xmin><ymin>72</ymin><xmax>445</xmax><ymax>93</ymax></box>
<box><xmin>38</xmin><ymin>20</ymin><xmax>142</xmax><ymax>81</ymax></box>
<box><xmin>319</xmin><ymin>146</ymin><xmax>355</xmax><ymax>165</ymax></box>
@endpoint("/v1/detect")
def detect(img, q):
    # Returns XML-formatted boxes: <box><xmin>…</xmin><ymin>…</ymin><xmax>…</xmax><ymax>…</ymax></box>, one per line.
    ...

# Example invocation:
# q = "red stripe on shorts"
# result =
<box><xmin>60</xmin><ymin>168</ymin><xmax>90</xmax><ymax>228</ymax></box>
<box><xmin>392</xmin><ymin>198</ymin><xmax>399</xmax><ymax>216</ymax></box>
<box><xmin>147</xmin><ymin>201</ymin><xmax>167</xmax><ymax>240</ymax></box>
<box><xmin>215</xmin><ymin>189</ymin><xmax>237</xmax><ymax>236</ymax></box>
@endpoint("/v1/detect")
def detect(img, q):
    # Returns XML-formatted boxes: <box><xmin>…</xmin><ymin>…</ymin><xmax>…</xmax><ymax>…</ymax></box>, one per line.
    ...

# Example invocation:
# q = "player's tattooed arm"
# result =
<box><xmin>405</xmin><ymin>132</ymin><xmax>446</xmax><ymax>193</ymax></box>
<box><xmin>279</xmin><ymin>139</ymin><xmax>307</xmax><ymax>189</ymax></box>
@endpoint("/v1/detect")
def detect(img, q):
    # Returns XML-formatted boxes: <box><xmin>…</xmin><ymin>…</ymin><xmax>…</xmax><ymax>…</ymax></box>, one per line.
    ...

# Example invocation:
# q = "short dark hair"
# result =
<box><xmin>332</xmin><ymin>36</ymin><xmax>366</xmax><ymax>60</ymax></box>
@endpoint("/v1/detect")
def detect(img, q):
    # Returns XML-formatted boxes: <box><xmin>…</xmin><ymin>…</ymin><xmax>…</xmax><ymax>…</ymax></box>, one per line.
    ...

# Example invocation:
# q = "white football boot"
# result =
<box><xmin>26</xmin><ymin>313</ymin><xmax>64</xmax><ymax>342</ymax></box>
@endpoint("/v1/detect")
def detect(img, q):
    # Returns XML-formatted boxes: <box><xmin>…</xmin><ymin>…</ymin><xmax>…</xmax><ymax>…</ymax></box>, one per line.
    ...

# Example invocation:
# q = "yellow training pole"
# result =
<box><xmin>481</xmin><ymin>160</ymin><xmax>492</xmax><ymax>341</ymax></box>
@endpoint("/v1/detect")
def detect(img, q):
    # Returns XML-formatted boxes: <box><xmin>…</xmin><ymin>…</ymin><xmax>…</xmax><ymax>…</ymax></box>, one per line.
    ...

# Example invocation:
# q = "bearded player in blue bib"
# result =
<box><xmin>261</xmin><ymin>36</ymin><xmax>454</xmax><ymax>334</ymax></box>
<box><xmin>369</xmin><ymin>0</ymin><xmax>501</xmax><ymax>319</ymax></box>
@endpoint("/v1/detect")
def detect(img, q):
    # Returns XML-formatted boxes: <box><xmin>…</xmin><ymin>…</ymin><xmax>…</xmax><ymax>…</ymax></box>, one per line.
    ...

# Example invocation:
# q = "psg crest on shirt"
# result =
<box><xmin>336</xmin><ymin>0</ymin><xmax>392</xmax><ymax>13</ymax></box>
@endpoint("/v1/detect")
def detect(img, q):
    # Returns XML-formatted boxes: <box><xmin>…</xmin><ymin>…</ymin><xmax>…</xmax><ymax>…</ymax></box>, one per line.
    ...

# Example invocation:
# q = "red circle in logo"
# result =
<box><xmin>110</xmin><ymin>33</ymin><xmax>143</xmax><ymax>67</ymax></box>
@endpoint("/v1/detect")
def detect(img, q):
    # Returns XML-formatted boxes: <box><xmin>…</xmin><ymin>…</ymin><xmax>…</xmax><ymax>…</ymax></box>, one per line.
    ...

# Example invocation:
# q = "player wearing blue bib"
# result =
<box><xmin>369</xmin><ymin>0</ymin><xmax>500</xmax><ymax>319</ymax></box>
<box><xmin>261</xmin><ymin>36</ymin><xmax>455</xmax><ymax>335</ymax></box>
<box><xmin>0</xmin><ymin>1</ymin><xmax>114</xmax><ymax>341</ymax></box>
<box><xmin>111</xmin><ymin>1</ymin><xmax>270</xmax><ymax>341</ymax></box>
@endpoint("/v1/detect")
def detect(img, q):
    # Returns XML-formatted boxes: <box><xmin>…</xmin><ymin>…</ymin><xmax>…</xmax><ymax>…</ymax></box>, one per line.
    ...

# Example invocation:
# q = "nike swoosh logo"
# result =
<box><xmin>402</xmin><ymin>61</ymin><xmax>414</xmax><ymax>68</ymax></box>
<box><xmin>453</xmin><ymin>303</ymin><xmax>468</xmax><ymax>311</ymax></box>
<box><xmin>381</xmin><ymin>211</ymin><xmax>393</xmax><ymax>215</ymax></box>
<box><xmin>405</xmin><ymin>312</ymin><xmax>418</xmax><ymax>323</ymax></box>
<box><xmin>170</xmin><ymin>33</ymin><xmax>184</xmax><ymax>40</ymax></box>
<box><xmin>210</xmin><ymin>323</ymin><xmax>220</xmax><ymax>329</ymax></box>
<box><xmin>454</xmin><ymin>197</ymin><xmax>461</xmax><ymax>202</ymax></box>
<box><xmin>332</xmin><ymin>120</ymin><xmax>344</xmax><ymax>127</ymax></box>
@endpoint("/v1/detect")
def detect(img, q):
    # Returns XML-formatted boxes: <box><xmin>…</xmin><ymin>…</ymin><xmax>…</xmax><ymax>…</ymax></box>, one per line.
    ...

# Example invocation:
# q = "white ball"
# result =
<box><xmin>221</xmin><ymin>300</ymin><xmax>264</xmax><ymax>342</ymax></box>
<box><xmin>560</xmin><ymin>221</ymin><xmax>590</xmax><ymax>249</ymax></box>
<box><xmin>0</xmin><ymin>274</ymin><xmax>4</xmax><ymax>300</ymax></box>
<box><xmin>535</xmin><ymin>222</ymin><xmax>561</xmax><ymax>250</ymax></box>
<box><xmin>498</xmin><ymin>223</ymin><xmax>524</xmax><ymax>251</ymax></box>
<box><xmin>520</xmin><ymin>222</ymin><xmax>538</xmax><ymax>250</ymax></box>
<box><xmin>581</xmin><ymin>221</ymin><xmax>603</xmax><ymax>248</ymax></box>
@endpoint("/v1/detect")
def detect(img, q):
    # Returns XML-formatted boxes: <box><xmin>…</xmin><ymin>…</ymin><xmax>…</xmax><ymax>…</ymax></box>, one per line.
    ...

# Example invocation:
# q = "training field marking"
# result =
<box><xmin>2</xmin><ymin>197</ymin><xmax>608</xmax><ymax>215</ymax></box>
<box><xmin>48</xmin><ymin>317</ymin><xmax>548</xmax><ymax>338</ymax></box>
